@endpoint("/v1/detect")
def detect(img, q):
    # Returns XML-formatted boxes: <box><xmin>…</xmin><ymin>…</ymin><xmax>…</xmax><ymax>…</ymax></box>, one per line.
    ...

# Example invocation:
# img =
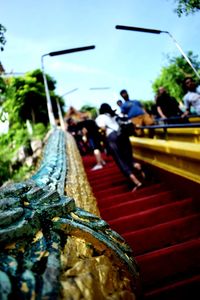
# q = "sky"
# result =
<box><xmin>1</xmin><ymin>0</ymin><xmax>200</xmax><ymax>112</ymax></box>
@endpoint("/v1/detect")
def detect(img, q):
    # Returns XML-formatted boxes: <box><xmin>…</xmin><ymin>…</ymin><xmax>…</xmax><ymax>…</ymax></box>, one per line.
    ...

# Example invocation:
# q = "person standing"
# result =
<box><xmin>182</xmin><ymin>77</ymin><xmax>200</xmax><ymax>117</ymax></box>
<box><xmin>120</xmin><ymin>89</ymin><xmax>154</xmax><ymax>136</ymax></box>
<box><xmin>155</xmin><ymin>86</ymin><xmax>183</xmax><ymax>123</ymax></box>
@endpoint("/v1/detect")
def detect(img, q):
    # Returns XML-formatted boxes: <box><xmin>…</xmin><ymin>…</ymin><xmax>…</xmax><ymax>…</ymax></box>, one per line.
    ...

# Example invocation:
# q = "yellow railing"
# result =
<box><xmin>143</xmin><ymin>127</ymin><xmax>200</xmax><ymax>143</ymax></box>
<box><xmin>131</xmin><ymin>125</ymin><xmax>200</xmax><ymax>184</ymax></box>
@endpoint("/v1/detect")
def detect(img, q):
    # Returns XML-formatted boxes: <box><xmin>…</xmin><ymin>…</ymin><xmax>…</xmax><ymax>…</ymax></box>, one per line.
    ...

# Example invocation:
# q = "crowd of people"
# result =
<box><xmin>65</xmin><ymin>78</ymin><xmax>200</xmax><ymax>192</ymax></box>
<box><xmin>153</xmin><ymin>77</ymin><xmax>200</xmax><ymax>122</ymax></box>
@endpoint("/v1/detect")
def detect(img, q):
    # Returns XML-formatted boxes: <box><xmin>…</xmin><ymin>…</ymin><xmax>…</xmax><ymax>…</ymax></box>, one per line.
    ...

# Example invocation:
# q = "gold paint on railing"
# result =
<box><xmin>60</xmin><ymin>236</ymin><xmax>136</xmax><ymax>300</ymax></box>
<box><xmin>64</xmin><ymin>132</ymin><xmax>100</xmax><ymax>216</ymax></box>
<box><xmin>60</xmin><ymin>132</ymin><xmax>137</xmax><ymax>300</ymax></box>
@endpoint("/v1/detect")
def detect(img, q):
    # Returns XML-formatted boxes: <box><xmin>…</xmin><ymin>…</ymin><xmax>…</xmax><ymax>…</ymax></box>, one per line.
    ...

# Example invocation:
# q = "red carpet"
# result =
<box><xmin>82</xmin><ymin>154</ymin><xmax>200</xmax><ymax>299</ymax></box>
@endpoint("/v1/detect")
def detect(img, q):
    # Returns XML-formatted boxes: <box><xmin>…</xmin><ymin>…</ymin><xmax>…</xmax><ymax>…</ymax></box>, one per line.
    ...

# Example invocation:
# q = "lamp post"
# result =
<box><xmin>89</xmin><ymin>87</ymin><xmax>111</xmax><ymax>90</ymax></box>
<box><xmin>58</xmin><ymin>88</ymin><xmax>79</xmax><ymax>130</ymax></box>
<box><xmin>41</xmin><ymin>55</ymin><xmax>56</xmax><ymax>127</ymax></box>
<box><xmin>116</xmin><ymin>25</ymin><xmax>200</xmax><ymax>79</ymax></box>
<box><xmin>61</xmin><ymin>88</ymin><xmax>79</xmax><ymax>114</ymax></box>
<box><xmin>56</xmin><ymin>97</ymin><xmax>66</xmax><ymax>131</ymax></box>
<box><xmin>41</xmin><ymin>45</ymin><xmax>95</xmax><ymax>128</ymax></box>
<box><xmin>61</xmin><ymin>88</ymin><xmax>79</xmax><ymax>98</ymax></box>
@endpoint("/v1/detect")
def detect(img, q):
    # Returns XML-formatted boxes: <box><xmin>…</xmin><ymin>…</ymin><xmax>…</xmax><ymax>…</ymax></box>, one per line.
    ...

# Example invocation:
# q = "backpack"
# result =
<box><xmin>116</xmin><ymin>115</ymin><xmax>135</xmax><ymax>137</ymax></box>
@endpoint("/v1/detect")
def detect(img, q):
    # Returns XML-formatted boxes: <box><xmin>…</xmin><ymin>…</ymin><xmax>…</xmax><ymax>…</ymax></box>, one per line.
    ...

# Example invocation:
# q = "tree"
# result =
<box><xmin>2</xmin><ymin>69</ymin><xmax>65</xmax><ymax>126</ymax></box>
<box><xmin>0</xmin><ymin>24</ymin><xmax>6</xmax><ymax>51</ymax></box>
<box><xmin>0</xmin><ymin>77</ymin><xmax>6</xmax><ymax>101</ymax></box>
<box><xmin>173</xmin><ymin>0</ymin><xmax>200</xmax><ymax>16</ymax></box>
<box><xmin>0</xmin><ymin>68</ymin><xmax>65</xmax><ymax>185</ymax></box>
<box><xmin>152</xmin><ymin>51</ymin><xmax>200</xmax><ymax>101</ymax></box>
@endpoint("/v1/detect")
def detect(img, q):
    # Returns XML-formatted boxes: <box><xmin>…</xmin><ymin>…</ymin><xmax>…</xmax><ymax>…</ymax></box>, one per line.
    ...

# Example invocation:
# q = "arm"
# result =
<box><xmin>157</xmin><ymin>106</ymin><xmax>166</xmax><ymax>119</ymax></box>
<box><xmin>181</xmin><ymin>95</ymin><xmax>190</xmax><ymax>117</ymax></box>
<box><xmin>181</xmin><ymin>108</ymin><xmax>190</xmax><ymax>118</ymax></box>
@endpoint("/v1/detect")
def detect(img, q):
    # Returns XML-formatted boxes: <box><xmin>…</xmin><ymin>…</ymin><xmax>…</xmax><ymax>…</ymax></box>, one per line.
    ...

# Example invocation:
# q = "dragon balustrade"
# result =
<box><xmin>0</xmin><ymin>128</ymin><xmax>140</xmax><ymax>300</ymax></box>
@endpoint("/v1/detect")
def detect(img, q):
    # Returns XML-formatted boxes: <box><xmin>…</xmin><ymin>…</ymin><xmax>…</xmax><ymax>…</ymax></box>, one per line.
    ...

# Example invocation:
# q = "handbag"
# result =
<box><xmin>116</xmin><ymin>115</ymin><xmax>135</xmax><ymax>137</ymax></box>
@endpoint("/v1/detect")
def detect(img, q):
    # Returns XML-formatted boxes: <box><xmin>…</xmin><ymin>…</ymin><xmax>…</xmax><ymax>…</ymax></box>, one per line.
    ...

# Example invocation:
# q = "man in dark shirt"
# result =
<box><xmin>156</xmin><ymin>87</ymin><xmax>183</xmax><ymax>123</ymax></box>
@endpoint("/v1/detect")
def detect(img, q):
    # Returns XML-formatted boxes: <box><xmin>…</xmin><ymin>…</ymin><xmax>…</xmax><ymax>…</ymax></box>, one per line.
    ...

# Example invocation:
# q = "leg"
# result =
<box><xmin>134</xmin><ymin>162</ymin><xmax>146</xmax><ymax>179</ymax></box>
<box><xmin>143</xmin><ymin>113</ymin><xmax>155</xmax><ymax>138</ymax></box>
<box><xmin>108</xmin><ymin>132</ymin><xmax>142</xmax><ymax>188</ymax></box>
<box><xmin>107</xmin><ymin>132</ymin><xmax>133</xmax><ymax>177</ymax></box>
<box><xmin>131</xmin><ymin>116</ymin><xmax>144</xmax><ymax>137</ymax></box>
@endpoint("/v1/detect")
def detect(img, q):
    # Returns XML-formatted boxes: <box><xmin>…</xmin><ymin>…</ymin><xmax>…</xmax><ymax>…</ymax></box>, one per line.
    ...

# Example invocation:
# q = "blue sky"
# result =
<box><xmin>1</xmin><ymin>0</ymin><xmax>200</xmax><ymax>111</ymax></box>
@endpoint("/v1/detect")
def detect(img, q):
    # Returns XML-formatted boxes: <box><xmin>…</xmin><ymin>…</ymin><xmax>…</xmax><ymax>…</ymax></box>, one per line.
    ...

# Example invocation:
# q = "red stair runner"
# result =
<box><xmin>82</xmin><ymin>154</ymin><xmax>200</xmax><ymax>299</ymax></box>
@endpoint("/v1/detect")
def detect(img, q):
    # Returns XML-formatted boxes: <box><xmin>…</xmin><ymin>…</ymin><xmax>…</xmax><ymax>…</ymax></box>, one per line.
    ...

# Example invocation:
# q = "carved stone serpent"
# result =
<box><xmin>0</xmin><ymin>129</ymin><xmax>139</xmax><ymax>299</ymax></box>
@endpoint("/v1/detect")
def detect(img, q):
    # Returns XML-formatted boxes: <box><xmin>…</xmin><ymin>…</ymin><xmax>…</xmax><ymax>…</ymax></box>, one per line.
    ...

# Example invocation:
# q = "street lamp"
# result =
<box><xmin>56</xmin><ymin>97</ymin><xmax>66</xmax><ymax>131</ymax></box>
<box><xmin>41</xmin><ymin>45</ymin><xmax>95</xmax><ymax>128</ymax></box>
<box><xmin>61</xmin><ymin>88</ymin><xmax>79</xmax><ymax>98</ymax></box>
<box><xmin>59</xmin><ymin>88</ymin><xmax>79</xmax><ymax>130</ymax></box>
<box><xmin>116</xmin><ymin>25</ymin><xmax>200</xmax><ymax>79</ymax></box>
<box><xmin>89</xmin><ymin>87</ymin><xmax>111</xmax><ymax>90</ymax></box>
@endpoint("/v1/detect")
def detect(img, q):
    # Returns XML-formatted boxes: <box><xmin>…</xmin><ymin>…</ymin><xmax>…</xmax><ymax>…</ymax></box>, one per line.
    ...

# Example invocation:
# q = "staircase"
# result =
<box><xmin>82</xmin><ymin>154</ymin><xmax>200</xmax><ymax>300</ymax></box>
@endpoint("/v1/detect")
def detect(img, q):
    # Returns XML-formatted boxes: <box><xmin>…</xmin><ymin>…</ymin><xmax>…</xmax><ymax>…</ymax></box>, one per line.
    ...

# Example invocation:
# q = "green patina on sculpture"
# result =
<box><xmin>0</xmin><ymin>129</ymin><xmax>139</xmax><ymax>299</ymax></box>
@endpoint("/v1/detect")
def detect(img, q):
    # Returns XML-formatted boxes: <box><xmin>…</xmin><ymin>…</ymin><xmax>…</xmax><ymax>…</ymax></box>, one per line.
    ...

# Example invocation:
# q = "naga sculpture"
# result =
<box><xmin>0</xmin><ymin>129</ymin><xmax>139</xmax><ymax>299</ymax></box>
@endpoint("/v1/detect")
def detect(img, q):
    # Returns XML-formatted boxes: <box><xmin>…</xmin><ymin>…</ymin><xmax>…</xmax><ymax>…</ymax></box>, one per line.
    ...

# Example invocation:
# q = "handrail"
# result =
<box><xmin>130</xmin><ymin>116</ymin><xmax>200</xmax><ymax>184</ymax></box>
<box><xmin>0</xmin><ymin>128</ymin><xmax>139</xmax><ymax>299</ymax></box>
<box><xmin>154</xmin><ymin>114</ymin><xmax>200</xmax><ymax>124</ymax></box>
<box><xmin>136</xmin><ymin>120</ymin><xmax>200</xmax><ymax>141</ymax></box>
<box><xmin>137</xmin><ymin>122</ymin><xmax>200</xmax><ymax>130</ymax></box>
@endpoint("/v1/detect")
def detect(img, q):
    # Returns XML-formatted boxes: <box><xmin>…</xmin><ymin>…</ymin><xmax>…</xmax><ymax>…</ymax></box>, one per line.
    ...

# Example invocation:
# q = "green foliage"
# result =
<box><xmin>152</xmin><ymin>51</ymin><xmax>200</xmax><ymax>101</ymax></box>
<box><xmin>140</xmin><ymin>100</ymin><xmax>155</xmax><ymax>114</ymax></box>
<box><xmin>0</xmin><ymin>125</ymin><xmax>31</xmax><ymax>171</ymax></box>
<box><xmin>0</xmin><ymin>77</ymin><xmax>6</xmax><ymax>96</ymax></box>
<box><xmin>0</xmin><ymin>24</ymin><xmax>6</xmax><ymax>51</ymax></box>
<box><xmin>174</xmin><ymin>0</ymin><xmax>200</xmax><ymax>16</ymax></box>
<box><xmin>0</xmin><ymin>123</ymin><xmax>48</xmax><ymax>186</ymax></box>
<box><xmin>11</xmin><ymin>125</ymin><xmax>30</xmax><ymax>149</ymax></box>
<box><xmin>12</xmin><ymin>70</ymin><xmax>54</xmax><ymax>125</ymax></box>
<box><xmin>2</xmin><ymin>78</ymin><xmax>23</xmax><ymax>126</ymax></box>
<box><xmin>80</xmin><ymin>105</ymin><xmax>98</xmax><ymax>119</ymax></box>
<box><xmin>0</xmin><ymin>69</ymin><xmax>63</xmax><ymax>185</ymax></box>
<box><xmin>2</xmin><ymin>69</ymin><xmax>65</xmax><ymax>126</ymax></box>
<box><xmin>12</xmin><ymin>164</ymin><xmax>35</xmax><ymax>182</ymax></box>
<box><xmin>0</xmin><ymin>157</ymin><xmax>10</xmax><ymax>186</ymax></box>
<box><xmin>32</xmin><ymin>123</ymin><xmax>49</xmax><ymax>139</ymax></box>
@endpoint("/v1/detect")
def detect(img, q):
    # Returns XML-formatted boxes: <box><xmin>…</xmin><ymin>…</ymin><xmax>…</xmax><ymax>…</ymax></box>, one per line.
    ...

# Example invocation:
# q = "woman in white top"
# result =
<box><xmin>95</xmin><ymin>103</ymin><xmax>142</xmax><ymax>191</ymax></box>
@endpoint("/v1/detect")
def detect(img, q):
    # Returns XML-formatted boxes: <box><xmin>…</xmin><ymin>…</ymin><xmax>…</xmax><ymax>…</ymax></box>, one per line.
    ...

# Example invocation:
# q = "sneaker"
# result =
<box><xmin>91</xmin><ymin>164</ymin><xmax>103</xmax><ymax>171</ymax></box>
